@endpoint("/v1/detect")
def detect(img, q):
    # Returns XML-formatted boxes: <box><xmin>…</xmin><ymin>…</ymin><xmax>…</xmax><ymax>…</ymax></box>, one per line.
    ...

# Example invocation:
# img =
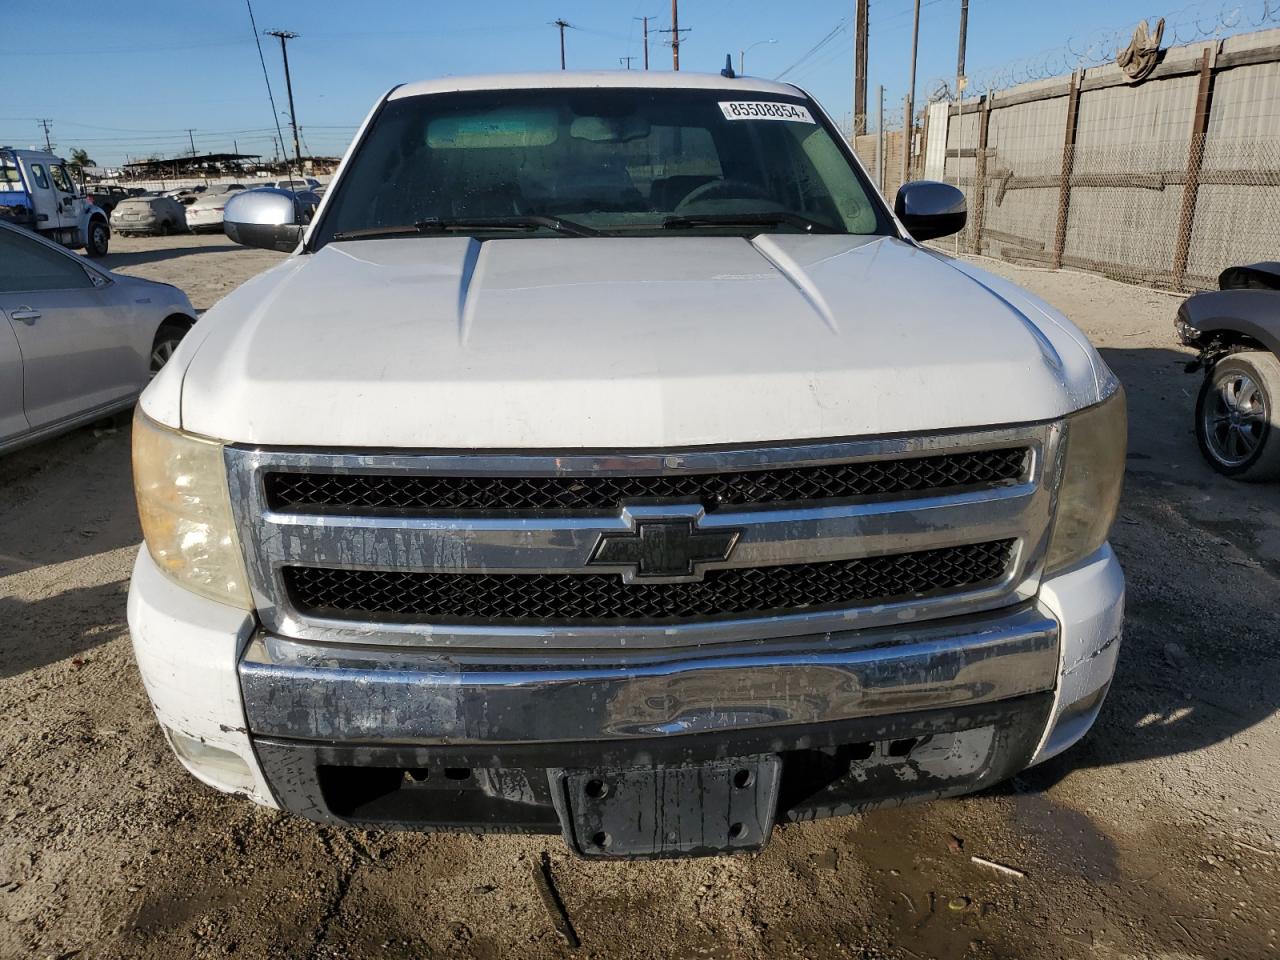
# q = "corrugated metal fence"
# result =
<box><xmin>861</xmin><ymin>27</ymin><xmax>1280</xmax><ymax>292</ymax></box>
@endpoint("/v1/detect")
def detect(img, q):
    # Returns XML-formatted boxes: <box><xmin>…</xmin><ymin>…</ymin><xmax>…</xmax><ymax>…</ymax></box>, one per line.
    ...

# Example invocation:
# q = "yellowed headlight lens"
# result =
<box><xmin>132</xmin><ymin>409</ymin><xmax>252</xmax><ymax>609</ymax></box>
<box><xmin>1045</xmin><ymin>387</ymin><xmax>1127</xmax><ymax>575</ymax></box>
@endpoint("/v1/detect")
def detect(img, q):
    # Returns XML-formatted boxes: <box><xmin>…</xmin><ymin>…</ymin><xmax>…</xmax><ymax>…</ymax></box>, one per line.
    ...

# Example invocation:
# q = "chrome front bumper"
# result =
<box><xmin>129</xmin><ymin>541</ymin><xmax>1121</xmax><ymax>841</ymax></box>
<box><xmin>238</xmin><ymin>604</ymin><xmax>1060</xmax><ymax>744</ymax></box>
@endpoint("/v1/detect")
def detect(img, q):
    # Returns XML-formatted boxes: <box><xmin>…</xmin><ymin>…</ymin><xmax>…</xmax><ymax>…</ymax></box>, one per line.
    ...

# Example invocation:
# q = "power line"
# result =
<box><xmin>775</xmin><ymin>17</ymin><xmax>850</xmax><ymax>80</ymax></box>
<box><xmin>244</xmin><ymin>0</ymin><xmax>295</xmax><ymax>177</ymax></box>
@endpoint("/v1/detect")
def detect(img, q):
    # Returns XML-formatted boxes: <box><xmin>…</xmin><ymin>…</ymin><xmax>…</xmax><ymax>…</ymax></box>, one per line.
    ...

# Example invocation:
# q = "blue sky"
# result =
<box><xmin>2</xmin><ymin>0</ymin><xmax>1270</xmax><ymax>166</ymax></box>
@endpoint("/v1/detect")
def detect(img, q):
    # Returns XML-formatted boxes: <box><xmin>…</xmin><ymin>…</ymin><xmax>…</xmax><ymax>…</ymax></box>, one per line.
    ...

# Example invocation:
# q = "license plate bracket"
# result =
<box><xmin>555</xmin><ymin>755</ymin><xmax>781</xmax><ymax>859</ymax></box>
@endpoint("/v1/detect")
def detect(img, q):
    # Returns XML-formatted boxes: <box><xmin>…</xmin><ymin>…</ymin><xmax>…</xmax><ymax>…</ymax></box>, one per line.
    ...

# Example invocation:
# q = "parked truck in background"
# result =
<box><xmin>0</xmin><ymin>147</ymin><xmax>111</xmax><ymax>256</ymax></box>
<box><xmin>128</xmin><ymin>72</ymin><xmax>1127</xmax><ymax>860</ymax></box>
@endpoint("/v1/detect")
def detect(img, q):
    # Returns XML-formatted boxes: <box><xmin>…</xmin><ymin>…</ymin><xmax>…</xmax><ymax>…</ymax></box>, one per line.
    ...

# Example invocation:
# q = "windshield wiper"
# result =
<box><xmin>661</xmin><ymin>212</ymin><xmax>839</xmax><ymax>234</ymax></box>
<box><xmin>331</xmin><ymin>215</ymin><xmax>597</xmax><ymax>241</ymax></box>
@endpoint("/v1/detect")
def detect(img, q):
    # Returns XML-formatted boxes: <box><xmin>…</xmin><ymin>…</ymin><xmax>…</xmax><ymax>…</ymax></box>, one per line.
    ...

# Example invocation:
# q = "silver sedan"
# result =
<box><xmin>0</xmin><ymin>221</ymin><xmax>197</xmax><ymax>453</ymax></box>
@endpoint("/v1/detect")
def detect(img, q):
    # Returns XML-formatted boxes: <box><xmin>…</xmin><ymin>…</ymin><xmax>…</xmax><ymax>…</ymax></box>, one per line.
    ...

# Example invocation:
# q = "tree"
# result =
<box><xmin>68</xmin><ymin>147</ymin><xmax>94</xmax><ymax>172</ymax></box>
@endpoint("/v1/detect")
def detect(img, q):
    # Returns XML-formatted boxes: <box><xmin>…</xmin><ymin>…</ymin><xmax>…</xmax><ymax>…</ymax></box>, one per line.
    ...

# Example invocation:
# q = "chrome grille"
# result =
<box><xmin>262</xmin><ymin>447</ymin><xmax>1029</xmax><ymax>513</ymax></box>
<box><xmin>226</xmin><ymin>426</ymin><xmax>1061</xmax><ymax>650</ymax></box>
<box><xmin>283</xmin><ymin>540</ymin><xmax>1016</xmax><ymax>625</ymax></box>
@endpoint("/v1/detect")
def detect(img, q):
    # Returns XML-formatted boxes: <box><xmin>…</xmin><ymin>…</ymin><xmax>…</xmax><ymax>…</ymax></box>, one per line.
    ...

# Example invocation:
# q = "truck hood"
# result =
<box><xmin>167</xmin><ymin>234</ymin><xmax>1108</xmax><ymax>447</ymax></box>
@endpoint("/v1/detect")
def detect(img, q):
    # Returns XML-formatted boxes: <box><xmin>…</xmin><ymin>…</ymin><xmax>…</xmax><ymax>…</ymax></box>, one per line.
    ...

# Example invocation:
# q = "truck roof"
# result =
<box><xmin>388</xmin><ymin>70</ymin><xmax>805</xmax><ymax>101</ymax></box>
<box><xmin>1</xmin><ymin>147</ymin><xmax>61</xmax><ymax>163</ymax></box>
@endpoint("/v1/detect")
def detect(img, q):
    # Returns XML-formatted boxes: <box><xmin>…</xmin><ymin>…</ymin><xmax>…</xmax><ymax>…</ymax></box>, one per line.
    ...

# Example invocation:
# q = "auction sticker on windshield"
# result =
<box><xmin>718</xmin><ymin>101</ymin><xmax>815</xmax><ymax>123</ymax></box>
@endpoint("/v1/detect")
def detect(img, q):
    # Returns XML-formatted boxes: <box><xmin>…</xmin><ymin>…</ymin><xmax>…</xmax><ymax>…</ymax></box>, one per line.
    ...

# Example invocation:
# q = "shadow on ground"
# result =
<box><xmin>101</xmin><ymin>241</ymin><xmax>242</xmax><ymax>270</ymax></box>
<box><xmin>0</xmin><ymin>578</ymin><xmax>129</xmax><ymax>679</ymax></box>
<box><xmin>0</xmin><ymin>415</ymin><xmax>138</xmax><ymax>571</ymax></box>
<box><xmin>0</xmin><ymin>417</ymin><xmax>139</xmax><ymax>675</ymax></box>
<box><xmin>1007</xmin><ymin>346</ymin><xmax>1279</xmax><ymax>788</ymax></box>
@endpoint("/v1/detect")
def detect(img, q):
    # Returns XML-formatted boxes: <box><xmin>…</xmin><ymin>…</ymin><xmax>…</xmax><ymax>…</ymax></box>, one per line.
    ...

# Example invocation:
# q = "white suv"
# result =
<box><xmin>128</xmin><ymin>71</ymin><xmax>1125</xmax><ymax>859</ymax></box>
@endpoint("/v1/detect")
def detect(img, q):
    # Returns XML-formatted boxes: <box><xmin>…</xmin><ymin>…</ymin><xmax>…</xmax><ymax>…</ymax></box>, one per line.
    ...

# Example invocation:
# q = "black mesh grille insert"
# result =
<box><xmin>282</xmin><ymin>540</ymin><xmax>1015</xmax><ymax>626</ymax></box>
<box><xmin>264</xmin><ymin>447</ymin><xmax>1028</xmax><ymax>514</ymax></box>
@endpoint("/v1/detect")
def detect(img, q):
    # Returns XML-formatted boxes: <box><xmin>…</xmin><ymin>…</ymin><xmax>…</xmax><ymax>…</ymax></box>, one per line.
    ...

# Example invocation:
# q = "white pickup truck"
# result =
<box><xmin>128</xmin><ymin>72</ymin><xmax>1126</xmax><ymax>859</ymax></box>
<box><xmin>0</xmin><ymin>148</ymin><xmax>111</xmax><ymax>256</ymax></box>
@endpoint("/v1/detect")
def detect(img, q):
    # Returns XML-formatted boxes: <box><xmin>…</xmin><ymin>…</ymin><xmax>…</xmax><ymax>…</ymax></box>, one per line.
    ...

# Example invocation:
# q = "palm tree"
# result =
<box><xmin>68</xmin><ymin>147</ymin><xmax>94</xmax><ymax>172</ymax></box>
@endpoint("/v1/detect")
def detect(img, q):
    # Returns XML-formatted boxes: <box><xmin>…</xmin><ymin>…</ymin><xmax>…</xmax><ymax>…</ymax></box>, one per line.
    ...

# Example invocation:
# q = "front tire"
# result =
<box><xmin>150</xmin><ymin>322</ymin><xmax>191</xmax><ymax>377</ymax></box>
<box><xmin>85</xmin><ymin>218</ymin><xmax>110</xmax><ymax>257</ymax></box>
<box><xmin>1195</xmin><ymin>351</ymin><xmax>1280</xmax><ymax>481</ymax></box>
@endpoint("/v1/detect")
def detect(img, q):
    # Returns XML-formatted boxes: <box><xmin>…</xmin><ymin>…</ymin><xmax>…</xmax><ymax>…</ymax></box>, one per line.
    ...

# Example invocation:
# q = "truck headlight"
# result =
<box><xmin>132</xmin><ymin>410</ymin><xmax>252</xmax><ymax>610</ymax></box>
<box><xmin>1045</xmin><ymin>387</ymin><xmax>1127</xmax><ymax>575</ymax></box>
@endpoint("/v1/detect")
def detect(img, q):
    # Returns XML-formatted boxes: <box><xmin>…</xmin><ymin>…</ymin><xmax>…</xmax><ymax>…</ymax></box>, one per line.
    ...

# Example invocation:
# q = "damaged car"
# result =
<box><xmin>1178</xmin><ymin>262</ymin><xmax>1280</xmax><ymax>480</ymax></box>
<box><xmin>110</xmin><ymin>195</ymin><xmax>187</xmax><ymax>236</ymax></box>
<box><xmin>128</xmin><ymin>71</ymin><xmax>1126</xmax><ymax>859</ymax></box>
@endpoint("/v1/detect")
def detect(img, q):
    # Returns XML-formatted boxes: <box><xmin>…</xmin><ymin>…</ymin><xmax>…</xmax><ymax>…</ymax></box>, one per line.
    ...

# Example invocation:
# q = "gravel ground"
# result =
<box><xmin>1</xmin><ymin>233</ymin><xmax>1277</xmax><ymax>960</ymax></box>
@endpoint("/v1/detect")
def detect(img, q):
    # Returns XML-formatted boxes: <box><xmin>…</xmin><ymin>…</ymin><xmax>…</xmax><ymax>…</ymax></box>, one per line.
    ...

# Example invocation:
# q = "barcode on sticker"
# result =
<box><xmin>719</xmin><ymin>101</ymin><xmax>815</xmax><ymax>123</ymax></box>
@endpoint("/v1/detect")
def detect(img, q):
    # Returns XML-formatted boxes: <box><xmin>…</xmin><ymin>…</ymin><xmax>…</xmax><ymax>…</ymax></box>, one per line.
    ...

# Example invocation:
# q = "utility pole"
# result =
<box><xmin>876</xmin><ymin>85</ymin><xmax>885</xmax><ymax>194</ymax></box>
<box><xmin>634</xmin><ymin>15</ymin><xmax>652</xmax><ymax>69</ymax></box>
<box><xmin>186</xmin><ymin>129</ymin><xmax>197</xmax><ymax>156</ymax></box>
<box><xmin>552</xmin><ymin>19</ymin><xmax>571</xmax><ymax>69</ymax></box>
<box><xmin>659</xmin><ymin>0</ymin><xmax>690</xmax><ymax>70</ymax></box>
<box><xmin>620</xmin><ymin>56</ymin><xmax>635</xmax><ymax>69</ymax></box>
<box><xmin>853</xmin><ymin>0</ymin><xmax>869</xmax><ymax>136</ymax></box>
<box><xmin>670</xmin><ymin>0</ymin><xmax>679</xmax><ymax>70</ymax></box>
<box><xmin>37</xmin><ymin>119</ymin><xmax>54</xmax><ymax>152</ymax></box>
<box><xmin>903</xmin><ymin>0</ymin><xmax>921</xmax><ymax>184</ymax></box>
<box><xmin>955</xmin><ymin>0</ymin><xmax>969</xmax><ymax>204</ymax></box>
<box><xmin>902</xmin><ymin>94</ymin><xmax>911</xmax><ymax>184</ymax></box>
<box><xmin>266</xmin><ymin>30</ymin><xmax>303</xmax><ymax>173</ymax></box>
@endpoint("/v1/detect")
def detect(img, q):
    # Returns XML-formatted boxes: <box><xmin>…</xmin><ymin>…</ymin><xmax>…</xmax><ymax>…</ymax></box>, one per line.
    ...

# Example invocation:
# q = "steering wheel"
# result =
<box><xmin>674</xmin><ymin>178</ymin><xmax>774</xmax><ymax>211</ymax></box>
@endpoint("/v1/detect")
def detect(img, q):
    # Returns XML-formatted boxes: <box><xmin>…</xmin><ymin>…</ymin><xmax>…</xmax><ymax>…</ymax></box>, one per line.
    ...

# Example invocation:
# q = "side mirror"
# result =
<box><xmin>224</xmin><ymin>188</ymin><xmax>305</xmax><ymax>252</ymax></box>
<box><xmin>894</xmin><ymin>180</ymin><xmax>967</xmax><ymax>242</ymax></box>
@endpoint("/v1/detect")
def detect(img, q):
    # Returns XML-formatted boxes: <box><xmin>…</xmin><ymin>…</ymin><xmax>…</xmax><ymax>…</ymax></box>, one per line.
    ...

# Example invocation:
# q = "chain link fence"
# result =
<box><xmin>851</xmin><ymin>131</ymin><xmax>910</xmax><ymax>205</ymax></box>
<box><xmin>940</xmin><ymin>134</ymin><xmax>1280</xmax><ymax>290</ymax></box>
<box><xmin>850</xmin><ymin>27</ymin><xmax>1280</xmax><ymax>293</ymax></box>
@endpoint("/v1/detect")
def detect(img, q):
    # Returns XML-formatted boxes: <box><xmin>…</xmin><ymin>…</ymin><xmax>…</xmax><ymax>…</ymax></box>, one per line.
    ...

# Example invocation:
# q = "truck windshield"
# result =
<box><xmin>315</xmin><ymin>87</ymin><xmax>891</xmax><ymax>246</ymax></box>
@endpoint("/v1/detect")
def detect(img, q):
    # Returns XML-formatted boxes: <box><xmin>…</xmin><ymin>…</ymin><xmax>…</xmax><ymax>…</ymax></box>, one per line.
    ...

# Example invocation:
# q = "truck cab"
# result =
<box><xmin>0</xmin><ymin>147</ymin><xmax>111</xmax><ymax>256</ymax></box>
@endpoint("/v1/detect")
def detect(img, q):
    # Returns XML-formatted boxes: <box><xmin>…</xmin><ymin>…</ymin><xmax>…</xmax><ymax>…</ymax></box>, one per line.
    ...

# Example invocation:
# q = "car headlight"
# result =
<box><xmin>1044</xmin><ymin>386</ymin><xmax>1127</xmax><ymax>575</ymax></box>
<box><xmin>132</xmin><ymin>409</ymin><xmax>252</xmax><ymax>609</ymax></box>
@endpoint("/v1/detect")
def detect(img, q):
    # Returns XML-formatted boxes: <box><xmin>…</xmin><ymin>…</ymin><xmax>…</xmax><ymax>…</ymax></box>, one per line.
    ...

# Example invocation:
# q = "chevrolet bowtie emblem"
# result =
<box><xmin>590</xmin><ymin>519</ymin><xmax>741</xmax><ymax>581</ymax></box>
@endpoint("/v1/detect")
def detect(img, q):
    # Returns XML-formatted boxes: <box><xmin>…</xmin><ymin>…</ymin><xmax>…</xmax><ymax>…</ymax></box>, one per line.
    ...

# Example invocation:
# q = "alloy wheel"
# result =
<box><xmin>1202</xmin><ymin>371</ymin><xmax>1267</xmax><ymax>466</ymax></box>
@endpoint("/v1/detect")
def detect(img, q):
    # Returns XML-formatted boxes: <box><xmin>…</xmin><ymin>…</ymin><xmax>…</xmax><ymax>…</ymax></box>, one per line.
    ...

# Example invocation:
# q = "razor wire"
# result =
<box><xmin>964</xmin><ymin>0</ymin><xmax>1280</xmax><ymax>95</ymax></box>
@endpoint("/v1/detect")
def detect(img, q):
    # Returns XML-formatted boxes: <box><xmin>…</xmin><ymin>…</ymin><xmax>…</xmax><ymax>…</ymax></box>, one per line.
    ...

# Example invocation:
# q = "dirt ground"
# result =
<box><xmin>1</xmin><ymin>233</ymin><xmax>1277</xmax><ymax>960</ymax></box>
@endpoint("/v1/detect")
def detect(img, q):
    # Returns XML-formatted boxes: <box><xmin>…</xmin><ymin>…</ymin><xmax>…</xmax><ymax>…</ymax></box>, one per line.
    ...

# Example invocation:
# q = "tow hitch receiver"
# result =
<box><xmin>556</xmin><ymin>756</ymin><xmax>782</xmax><ymax>859</ymax></box>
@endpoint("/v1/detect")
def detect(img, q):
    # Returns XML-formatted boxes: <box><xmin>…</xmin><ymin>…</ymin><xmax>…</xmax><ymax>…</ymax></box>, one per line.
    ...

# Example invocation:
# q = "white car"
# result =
<box><xmin>0</xmin><ymin>221</ymin><xmax>196</xmax><ymax>452</ymax></box>
<box><xmin>128</xmin><ymin>71</ymin><xmax>1125</xmax><ymax>859</ymax></box>
<box><xmin>185</xmin><ymin>185</ymin><xmax>245</xmax><ymax>233</ymax></box>
<box><xmin>273</xmin><ymin>177</ymin><xmax>321</xmax><ymax>192</ymax></box>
